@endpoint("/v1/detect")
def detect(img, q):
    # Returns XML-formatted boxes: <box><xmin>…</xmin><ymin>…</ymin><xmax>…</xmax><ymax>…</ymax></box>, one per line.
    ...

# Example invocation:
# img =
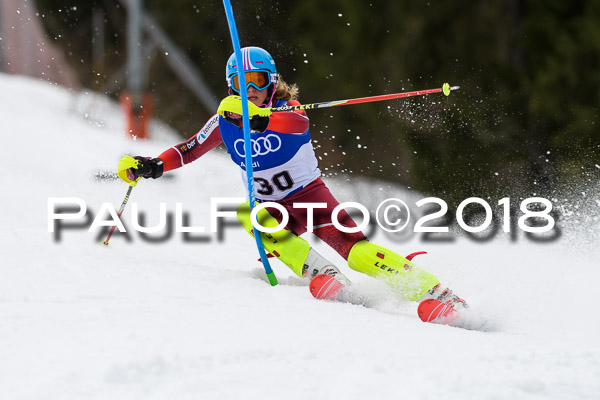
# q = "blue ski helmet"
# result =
<box><xmin>226</xmin><ymin>47</ymin><xmax>279</xmax><ymax>95</ymax></box>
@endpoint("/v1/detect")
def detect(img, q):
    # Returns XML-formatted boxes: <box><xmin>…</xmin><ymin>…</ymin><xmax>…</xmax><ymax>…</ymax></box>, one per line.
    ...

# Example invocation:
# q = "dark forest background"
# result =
<box><xmin>35</xmin><ymin>0</ymin><xmax>600</xmax><ymax>202</ymax></box>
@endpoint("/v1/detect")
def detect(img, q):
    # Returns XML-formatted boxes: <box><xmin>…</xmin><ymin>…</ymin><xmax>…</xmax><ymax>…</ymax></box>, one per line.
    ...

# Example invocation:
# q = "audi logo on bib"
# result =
<box><xmin>234</xmin><ymin>134</ymin><xmax>282</xmax><ymax>157</ymax></box>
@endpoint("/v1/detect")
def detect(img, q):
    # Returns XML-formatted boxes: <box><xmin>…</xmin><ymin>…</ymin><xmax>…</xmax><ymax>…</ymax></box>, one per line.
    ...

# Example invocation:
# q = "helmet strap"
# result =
<box><xmin>263</xmin><ymin>84</ymin><xmax>276</xmax><ymax>108</ymax></box>
<box><xmin>262</xmin><ymin>74</ymin><xmax>279</xmax><ymax>108</ymax></box>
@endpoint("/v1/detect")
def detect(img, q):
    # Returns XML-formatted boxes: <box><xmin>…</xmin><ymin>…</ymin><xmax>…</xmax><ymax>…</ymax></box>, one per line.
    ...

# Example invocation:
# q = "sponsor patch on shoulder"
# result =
<box><xmin>197</xmin><ymin>115</ymin><xmax>219</xmax><ymax>143</ymax></box>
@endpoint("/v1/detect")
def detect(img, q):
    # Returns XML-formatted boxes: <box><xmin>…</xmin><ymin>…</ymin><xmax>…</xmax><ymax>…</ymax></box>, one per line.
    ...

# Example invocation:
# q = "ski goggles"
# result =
<box><xmin>230</xmin><ymin>71</ymin><xmax>271</xmax><ymax>92</ymax></box>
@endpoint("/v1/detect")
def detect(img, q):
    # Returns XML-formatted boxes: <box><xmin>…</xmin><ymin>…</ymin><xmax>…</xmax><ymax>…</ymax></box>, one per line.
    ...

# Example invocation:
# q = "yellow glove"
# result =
<box><xmin>217</xmin><ymin>95</ymin><xmax>272</xmax><ymax>119</ymax></box>
<box><xmin>117</xmin><ymin>155</ymin><xmax>141</xmax><ymax>186</ymax></box>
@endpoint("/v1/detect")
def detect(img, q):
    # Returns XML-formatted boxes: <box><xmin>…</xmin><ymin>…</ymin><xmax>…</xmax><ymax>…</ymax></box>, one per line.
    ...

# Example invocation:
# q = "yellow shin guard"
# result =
<box><xmin>348</xmin><ymin>241</ymin><xmax>439</xmax><ymax>301</ymax></box>
<box><xmin>236</xmin><ymin>201</ymin><xmax>310</xmax><ymax>277</ymax></box>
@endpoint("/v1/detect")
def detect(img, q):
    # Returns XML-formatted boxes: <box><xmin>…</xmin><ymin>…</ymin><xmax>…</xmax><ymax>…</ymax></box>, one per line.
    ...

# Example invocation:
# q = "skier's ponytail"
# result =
<box><xmin>273</xmin><ymin>76</ymin><xmax>299</xmax><ymax>101</ymax></box>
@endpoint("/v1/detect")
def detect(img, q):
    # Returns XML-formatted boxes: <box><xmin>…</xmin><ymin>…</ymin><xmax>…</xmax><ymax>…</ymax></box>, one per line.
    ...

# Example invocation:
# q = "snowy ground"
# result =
<box><xmin>1</xmin><ymin>74</ymin><xmax>599</xmax><ymax>400</ymax></box>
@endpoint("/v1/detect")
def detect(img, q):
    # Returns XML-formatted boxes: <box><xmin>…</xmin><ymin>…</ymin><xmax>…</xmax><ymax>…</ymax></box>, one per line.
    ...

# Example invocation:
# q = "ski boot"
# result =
<box><xmin>309</xmin><ymin>266</ymin><xmax>350</xmax><ymax>300</ymax></box>
<box><xmin>304</xmin><ymin>249</ymin><xmax>350</xmax><ymax>300</ymax></box>
<box><xmin>418</xmin><ymin>283</ymin><xmax>468</xmax><ymax>324</ymax></box>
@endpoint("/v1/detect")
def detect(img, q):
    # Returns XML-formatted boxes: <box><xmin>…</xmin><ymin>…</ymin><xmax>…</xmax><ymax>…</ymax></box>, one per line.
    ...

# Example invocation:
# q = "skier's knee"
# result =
<box><xmin>235</xmin><ymin>201</ymin><xmax>310</xmax><ymax>278</ymax></box>
<box><xmin>236</xmin><ymin>201</ymin><xmax>285</xmax><ymax>234</ymax></box>
<box><xmin>236</xmin><ymin>201</ymin><xmax>252</xmax><ymax>232</ymax></box>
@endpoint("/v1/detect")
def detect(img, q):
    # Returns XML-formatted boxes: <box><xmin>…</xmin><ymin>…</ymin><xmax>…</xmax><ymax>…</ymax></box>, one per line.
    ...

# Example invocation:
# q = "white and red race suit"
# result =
<box><xmin>157</xmin><ymin>99</ymin><xmax>366</xmax><ymax>259</ymax></box>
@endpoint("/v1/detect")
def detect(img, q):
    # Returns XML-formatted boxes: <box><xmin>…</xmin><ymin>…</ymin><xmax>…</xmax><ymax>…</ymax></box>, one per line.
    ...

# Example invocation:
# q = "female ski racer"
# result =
<box><xmin>118</xmin><ymin>46</ymin><xmax>466</xmax><ymax>321</ymax></box>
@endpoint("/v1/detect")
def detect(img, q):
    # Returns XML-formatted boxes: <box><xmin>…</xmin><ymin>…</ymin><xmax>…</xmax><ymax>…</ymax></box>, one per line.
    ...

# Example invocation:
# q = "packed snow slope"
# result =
<box><xmin>1</xmin><ymin>74</ymin><xmax>599</xmax><ymax>400</ymax></box>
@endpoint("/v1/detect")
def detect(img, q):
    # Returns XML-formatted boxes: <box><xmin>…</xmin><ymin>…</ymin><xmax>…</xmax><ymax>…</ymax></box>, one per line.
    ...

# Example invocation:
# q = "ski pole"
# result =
<box><xmin>102</xmin><ymin>184</ymin><xmax>134</xmax><ymax>246</ymax></box>
<box><xmin>223</xmin><ymin>0</ymin><xmax>278</xmax><ymax>286</ymax></box>
<box><xmin>271</xmin><ymin>83</ymin><xmax>459</xmax><ymax>112</ymax></box>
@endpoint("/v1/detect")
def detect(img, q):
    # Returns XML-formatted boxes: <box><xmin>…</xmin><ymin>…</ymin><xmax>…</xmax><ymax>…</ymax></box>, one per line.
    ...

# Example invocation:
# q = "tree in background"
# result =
<box><xmin>34</xmin><ymin>0</ymin><xmax>600</xmax><ymax>203</ymax></box>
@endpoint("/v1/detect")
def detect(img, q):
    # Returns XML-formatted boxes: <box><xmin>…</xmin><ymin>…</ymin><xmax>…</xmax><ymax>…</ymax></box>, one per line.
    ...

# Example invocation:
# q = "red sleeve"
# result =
<box><xmin>266</xmin><ymin>99</ymin><xmax>309</xmax><ymax>134</ymax></box>
<box><xmin>158</xmin><ymin>114</ymin><xmax>223</xmax><ymax>172</ymax></box>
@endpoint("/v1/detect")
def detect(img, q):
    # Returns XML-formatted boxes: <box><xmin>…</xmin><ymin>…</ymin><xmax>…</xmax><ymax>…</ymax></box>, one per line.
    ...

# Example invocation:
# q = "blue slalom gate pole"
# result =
<box><xmin>222</xmin><ymin>0</ymin><xmax>278</xmax><ymax>286</ymax></box>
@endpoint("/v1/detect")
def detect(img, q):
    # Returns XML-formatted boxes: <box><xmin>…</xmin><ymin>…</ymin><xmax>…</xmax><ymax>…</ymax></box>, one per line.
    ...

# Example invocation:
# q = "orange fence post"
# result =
<box><xmin>120</xmin><ymin>92</ymin><xmax>153</xmax><ymax>139</ymax></box>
